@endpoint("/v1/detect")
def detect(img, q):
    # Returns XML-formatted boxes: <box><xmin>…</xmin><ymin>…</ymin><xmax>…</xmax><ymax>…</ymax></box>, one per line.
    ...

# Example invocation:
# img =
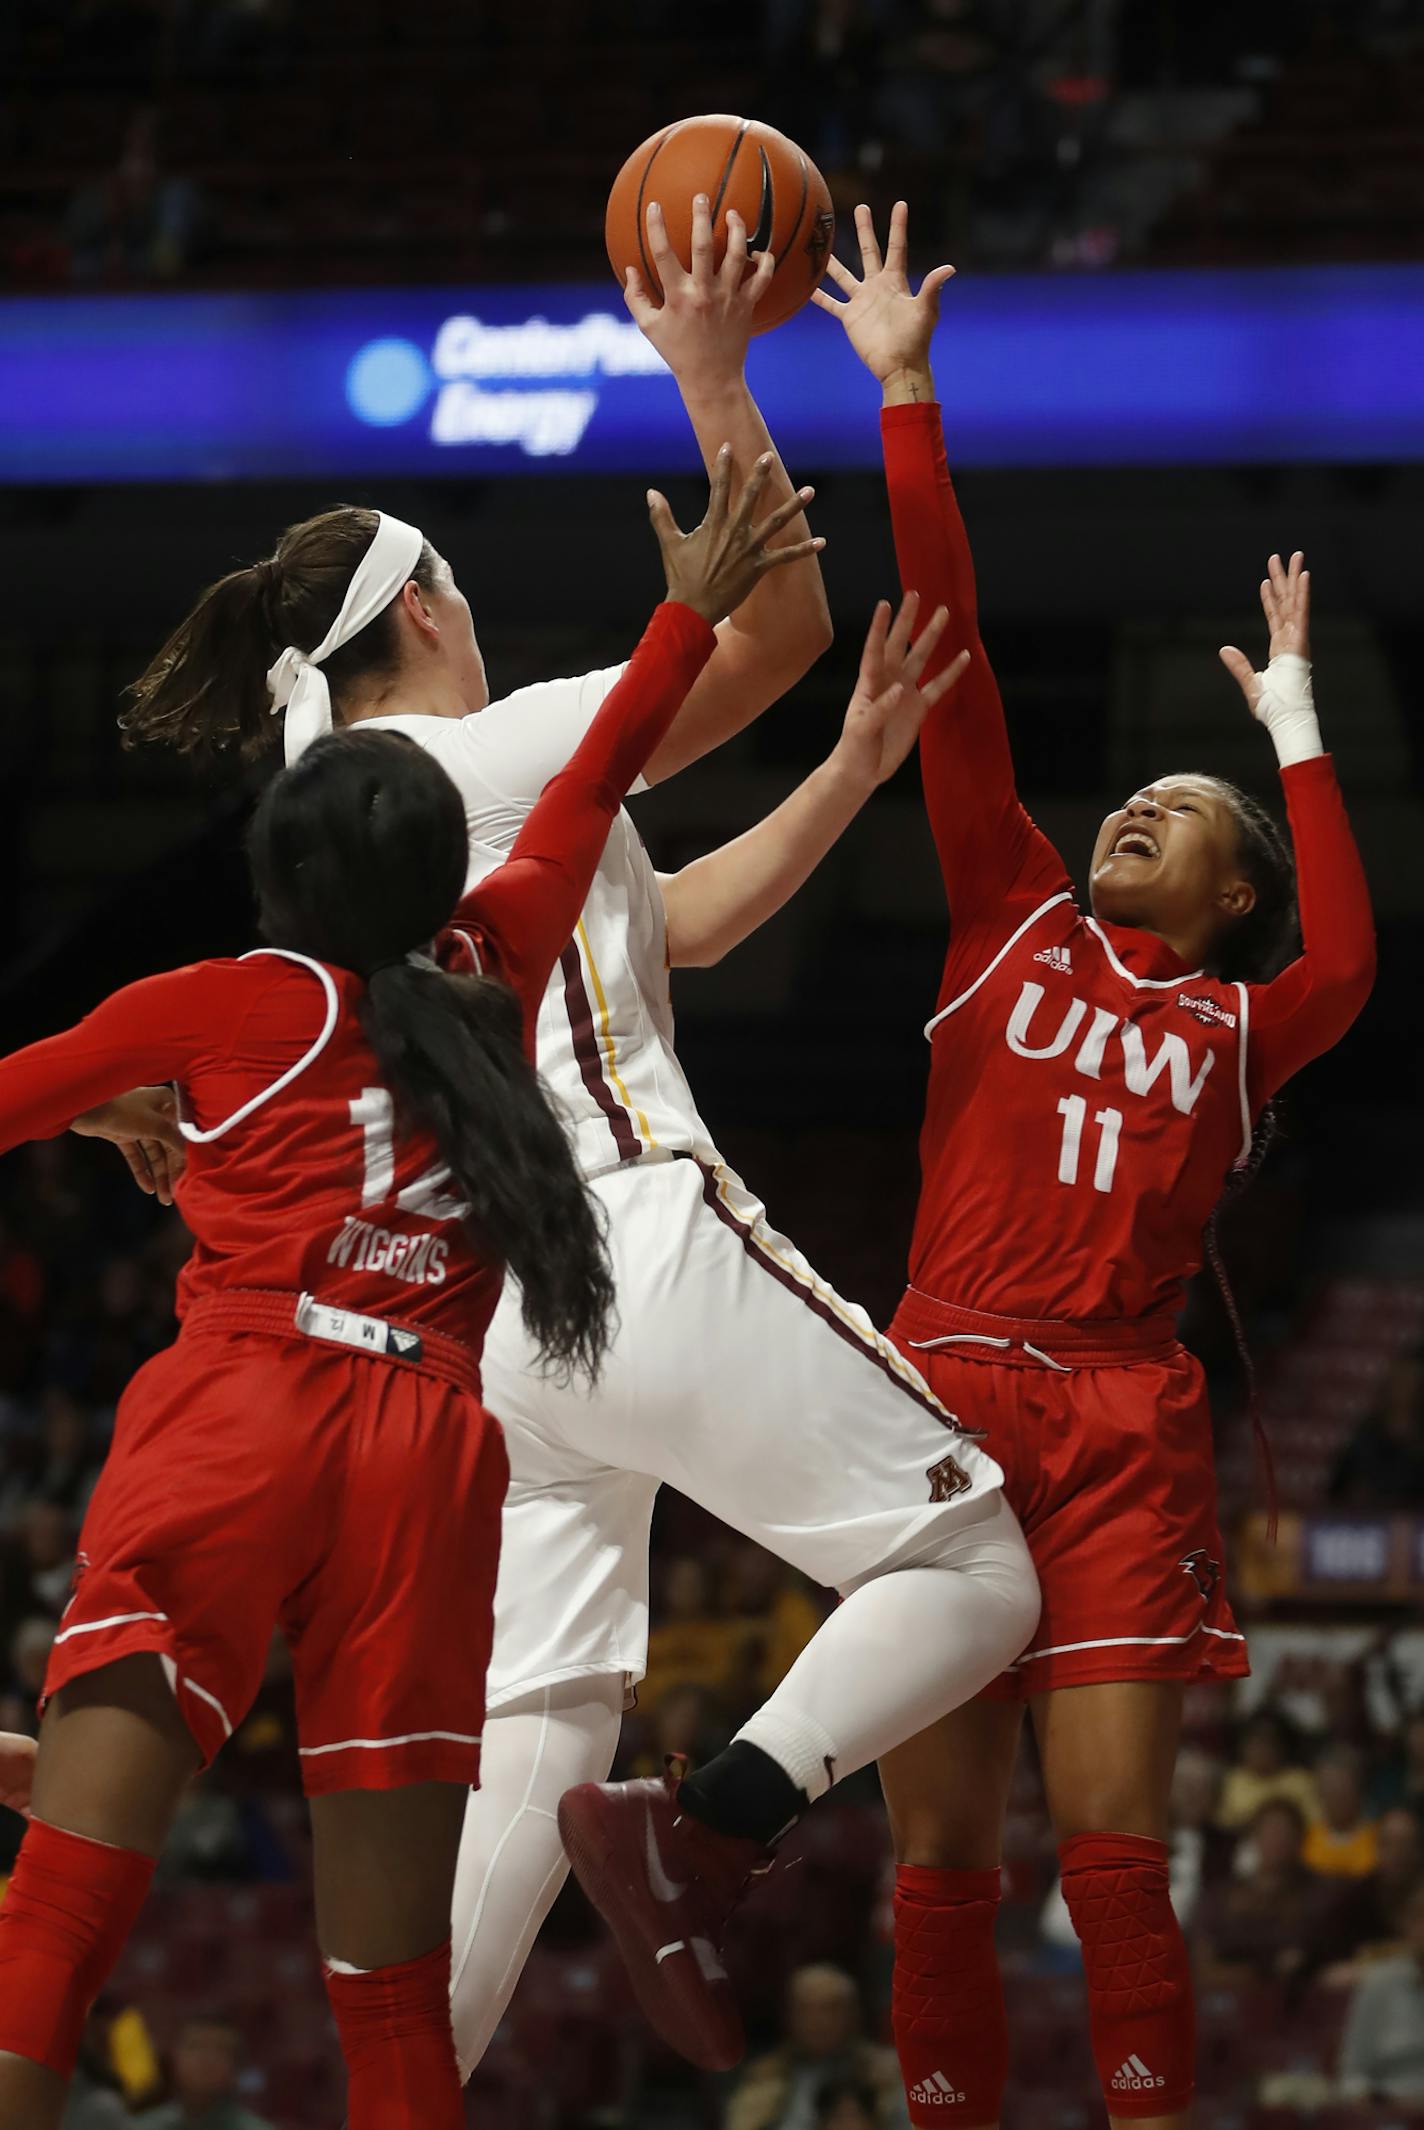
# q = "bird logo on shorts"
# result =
<box><xmin>1178</xmin><ymin>1549</ymin><xmax>1220</xmax><ymax>1602</ymax></box>
<box><xmin>60</xmin><ymin>1551</ymin><xmax>90</xmax><ymax>1621</ymax></box>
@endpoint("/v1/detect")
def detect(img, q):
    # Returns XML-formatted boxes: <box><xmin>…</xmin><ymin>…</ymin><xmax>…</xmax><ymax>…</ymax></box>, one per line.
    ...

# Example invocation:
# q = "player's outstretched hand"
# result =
<box><xmin>71</xmin><ymin>1084</ymin><xmax>187</xmax><ymax>1206</ymax></box>
<box><xmin>811</xmin><ymin>201</ymin><xmax>954</xmax><ymax>386</ymax></box>
<box><xmin>1220</xmin><ymin>550</ymin><xmax>1311</xmax><ymax>713</ymax></box>
<box><xmin>624</xmin><ymin>195</ymin><xmax>775</xmax><ymax>396</ymax></box>
<box><xmin>649</xmin><ymin>445</ymin><xmax>825</xmax><ymax>626</ymax></box>
<box><xmin>0</xmin><ymin>1729</ymin><xmax>36</xmax><ymax>1818</ymax></box>
<box><xmin>832</xmin><ymin>593</ymin><xmax>969</xmax><ymax>790</ymax></box>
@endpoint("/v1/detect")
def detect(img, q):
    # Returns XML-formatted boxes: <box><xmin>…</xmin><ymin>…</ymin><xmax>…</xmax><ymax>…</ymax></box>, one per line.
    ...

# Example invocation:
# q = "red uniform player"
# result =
<box><xmin>0</xmin><ymin>456</ymin><xmax>813</xmax><ymax>2130</ymax></box>
<box><xmin>815</xmin><ymin>206</ymin><xmax>1376</xmax><ymax>2130</ymax></box>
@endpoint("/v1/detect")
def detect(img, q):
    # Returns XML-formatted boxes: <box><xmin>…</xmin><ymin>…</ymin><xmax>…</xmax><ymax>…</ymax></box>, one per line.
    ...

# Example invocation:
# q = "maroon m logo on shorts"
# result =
<box><xmin>928</xmin><ymin>1452</ymin><xmax>972</xmax><ymax>1502</ymax></box>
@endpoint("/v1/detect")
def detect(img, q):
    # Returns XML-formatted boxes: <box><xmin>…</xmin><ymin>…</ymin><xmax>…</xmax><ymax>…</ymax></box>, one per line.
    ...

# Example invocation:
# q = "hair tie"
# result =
<box><xmin>266</xmin><ymin>513</ymin><xmax>425</xmax><ymax>769</ymax></box>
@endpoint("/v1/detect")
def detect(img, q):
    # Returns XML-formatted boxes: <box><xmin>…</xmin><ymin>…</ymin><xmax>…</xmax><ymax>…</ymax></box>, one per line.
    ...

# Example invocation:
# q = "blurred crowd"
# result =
<box><xmin>5</xmin><ymin>0</ymin><xmax>1423</xmax><ymax>289</ymax></box>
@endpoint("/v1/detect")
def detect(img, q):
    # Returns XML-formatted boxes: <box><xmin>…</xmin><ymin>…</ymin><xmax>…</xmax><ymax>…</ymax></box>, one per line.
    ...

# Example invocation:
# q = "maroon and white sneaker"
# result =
<box><xmin>557</xmin><ymin>1757</ymin><xmax>774</xmax><ymax>2071</ymax></box>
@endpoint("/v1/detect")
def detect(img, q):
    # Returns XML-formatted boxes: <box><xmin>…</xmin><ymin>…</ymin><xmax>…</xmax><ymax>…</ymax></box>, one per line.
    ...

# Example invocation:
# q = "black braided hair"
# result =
<box><xmin>1198</xmin><ymin>777</ymin><xmax>1300</xmax><ymax>1535</ymax></box>
<box><xmin>1206</xmin><ymin>778</ymin><xmax>1299</xmax><ymax>985</ymax></box>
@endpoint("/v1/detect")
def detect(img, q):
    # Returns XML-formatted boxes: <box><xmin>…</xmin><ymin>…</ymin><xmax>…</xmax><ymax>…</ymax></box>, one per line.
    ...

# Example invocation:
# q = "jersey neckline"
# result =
<box><xmin>1089</xmin><ymin>917</ymin><xmax>1203</xmax><ymax>989</ymax></box>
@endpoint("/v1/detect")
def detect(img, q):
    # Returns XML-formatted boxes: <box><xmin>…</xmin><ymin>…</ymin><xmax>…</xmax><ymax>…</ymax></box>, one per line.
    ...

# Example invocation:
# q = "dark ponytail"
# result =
<box><xmin>1209</xmin><ymin>779</ymin><xmax>1298</xmax><ymax>986</ymax></box>
<box><xmin>1202</xmin><ymin>777</ymin><xmax>1299</xmax><ymax>1534</ymax></box>
<box><xmin>122</xmin><ymin>507</ymin><xmax>441</xmax><ymax>758</ymax></box>
<box><xmin>247</xmin><ymin>730</ymin><xmax>615</xmax><ymax>1382</ymax></box>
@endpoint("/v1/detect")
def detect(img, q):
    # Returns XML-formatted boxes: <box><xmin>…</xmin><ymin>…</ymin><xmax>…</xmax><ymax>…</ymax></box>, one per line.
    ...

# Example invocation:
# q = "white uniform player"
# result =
<box><xmin>367</xmin><ymin>666</ymin><xmax>1035</xmax><ymax>2076</ymax></box>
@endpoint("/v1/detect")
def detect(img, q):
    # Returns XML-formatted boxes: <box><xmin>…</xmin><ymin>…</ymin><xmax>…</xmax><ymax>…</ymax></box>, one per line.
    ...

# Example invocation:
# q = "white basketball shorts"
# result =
<box><xmin>479</xmin><ymin>1152</ymin><xmax>1005</xmax><ymax>1709</ymax></box>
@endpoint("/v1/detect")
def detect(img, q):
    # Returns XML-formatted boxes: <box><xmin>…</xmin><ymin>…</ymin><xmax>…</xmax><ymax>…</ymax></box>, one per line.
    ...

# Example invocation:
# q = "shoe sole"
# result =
<box><xmin>558</xmin><ymin>1786</ymin><xmax>744</xmax><ymax>2073</ymax></box>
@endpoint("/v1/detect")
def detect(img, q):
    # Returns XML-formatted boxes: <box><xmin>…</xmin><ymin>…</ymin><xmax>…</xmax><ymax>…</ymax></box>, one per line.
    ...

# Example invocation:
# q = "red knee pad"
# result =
<box><xmin>325</xmin><ymin>1940</ymin><xmax>463</xmax><ymax>2129</ymax></box>
<box><xmin>1058</xmin><ymin>1832</ymin><xmax>1195</xmax><ymax>2117</ymax></box>
<box><xmin>0</xmin><ymin>1816</ymin><xmax>154</xmax><ymax>2078</ymax></box>
<box><xmin>893</xmin><ymin>1864</ymin><xmax>1007</xmax><ymax>2124</ymax></box>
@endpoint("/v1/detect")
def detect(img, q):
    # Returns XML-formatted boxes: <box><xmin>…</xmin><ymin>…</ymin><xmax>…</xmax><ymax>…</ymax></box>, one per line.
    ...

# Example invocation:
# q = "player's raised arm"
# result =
<box><xmin>814</xmin><ymin>202</ymin><xmax>1058</xmax><ymax>924</ymax></box>
<box><xmin>455</xmin><ymin>452</ymin><xmax>823</xmax><ymax>1000</ymax></box>
<box><xmin>622</xmin><ymin>195</ymin><xmax>833</xmax><ymax>783</ymax></box>
<box><xmin>660</xmin><ymin>596</ymin><xmax>968</xmax><ymax>968</ymax></box>
<box><xmin>1218</xmin><ymin>553</ymin><xmax>1376</xmax><ymax>1098</ymax></box>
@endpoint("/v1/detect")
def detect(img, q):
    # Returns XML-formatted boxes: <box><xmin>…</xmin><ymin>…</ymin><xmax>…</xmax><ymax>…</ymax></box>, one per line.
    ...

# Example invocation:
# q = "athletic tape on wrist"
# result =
<box><xmin>1252</xmin><ymin>652</ymin><xmax>1322</xmax><ymax>769</ymax></box>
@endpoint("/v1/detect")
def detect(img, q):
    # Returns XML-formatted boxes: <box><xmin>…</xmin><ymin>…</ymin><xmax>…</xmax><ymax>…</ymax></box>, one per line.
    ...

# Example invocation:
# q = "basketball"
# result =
<box><xmin>606</xmin><ymin>114</ymin><xmax>835</xmax><ymax>336</ymax></box>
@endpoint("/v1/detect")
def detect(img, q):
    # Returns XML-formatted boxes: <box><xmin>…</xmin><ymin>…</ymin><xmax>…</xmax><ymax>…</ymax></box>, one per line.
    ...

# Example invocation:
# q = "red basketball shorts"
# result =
<box><xmin>44</xmin><ymin>1292</ymin><xmax>508</xmax><ymax>1794</ymax></box>
<box><xmin>889</xmin><ymin>1290</ymin><xmax>1248</xmax><ymax>1698</ymax></box>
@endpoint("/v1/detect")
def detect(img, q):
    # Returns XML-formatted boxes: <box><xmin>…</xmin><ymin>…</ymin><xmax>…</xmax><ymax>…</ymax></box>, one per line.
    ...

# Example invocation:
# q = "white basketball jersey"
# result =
<box><xmin>364</xmin><ymin>668</ymin><xmax>722</xmax><ymax>1179</ymax></box>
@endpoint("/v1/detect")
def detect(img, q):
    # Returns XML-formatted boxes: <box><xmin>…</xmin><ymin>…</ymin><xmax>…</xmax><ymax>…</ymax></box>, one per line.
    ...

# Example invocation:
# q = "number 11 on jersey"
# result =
<box><xmin>1056</xmin><ymin>1096</ymin><xmax>1122</xmax><ymax>1194</ymax></box>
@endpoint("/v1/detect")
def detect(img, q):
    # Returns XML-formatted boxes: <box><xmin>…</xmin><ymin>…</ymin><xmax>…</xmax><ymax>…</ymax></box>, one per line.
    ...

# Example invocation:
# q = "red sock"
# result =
<box><xmin>1058</xmin><ymin>1832</ymin><xmax>1195</xmax><ymax>2118</ymax></box>
<box><xmin>324</xmin><ymin>1940</ymin><xmax>463</xmax><ymax>2129</ymax></box>
<box><xmin>0</xmin><ymin>1817</ymin><xmax>155</xmax><ymax>2077</ymax></box>
<box><xmin>893</xmin><ymin>1864</ymin><xmax>1007</xmax><ymax>2125</ymax></box>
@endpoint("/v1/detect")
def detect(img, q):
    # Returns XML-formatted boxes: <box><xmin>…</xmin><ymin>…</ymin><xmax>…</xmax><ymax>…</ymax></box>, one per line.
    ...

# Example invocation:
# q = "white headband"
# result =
<box><xmin>266</xmin><ymin>512</ymin><xmax>426</xmax><ymax>767</ymax></box>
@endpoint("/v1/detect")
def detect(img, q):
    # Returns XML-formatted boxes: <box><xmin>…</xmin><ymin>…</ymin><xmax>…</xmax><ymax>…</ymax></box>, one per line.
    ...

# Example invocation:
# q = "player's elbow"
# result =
<box><xmin>1358</xmin><ymin>928</ymin><xmax>1379</xmax><ymax>998</ymax></box>
<box><xmin>666</xmin><ymin>926</ymin><xmax>731</xmax><ymax>970</ymax></box>
<box><xmin>762</xmin><ymin>580</ymin><xmax>833</xmax><ymax>683</ymax></box>
<box><xmin>1311</xmin><ymin>938</ymin><xmax>1377</xmax><ymax>1053</ymax></box>
<box><xmin>661</xmin><ymin>878</ymin><xmax>725</xmax><ymax>969</ymax></box>
<box><xmin>1336</xmin><ymin>930</ymin><xmax>1378</xmax><ymax>1022</ymax></box>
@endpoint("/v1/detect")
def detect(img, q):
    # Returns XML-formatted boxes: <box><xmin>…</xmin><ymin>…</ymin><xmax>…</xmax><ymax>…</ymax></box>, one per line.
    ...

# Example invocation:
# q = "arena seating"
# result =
<box><xmin>6</xmin><ymin>8</ymin><xmax>1421</xmax><ymax>289</ymax></box>
<box><xmin>1216</xmin><ymin>1276</ymin><xmax>1424</xmax><ymax>1512</ymax></box>
<box><xmin>1150</xmin><ymin>49</ymin><xmax>1424</xmax><ymax>264</ymax></box>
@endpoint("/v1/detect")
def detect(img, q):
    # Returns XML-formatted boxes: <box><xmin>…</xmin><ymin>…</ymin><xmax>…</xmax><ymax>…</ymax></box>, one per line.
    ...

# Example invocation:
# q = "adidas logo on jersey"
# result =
<box><xmin>1177</xmin><ymin>991</ymin><xmax>1237</xmax><ymax>1029</ymax></box>
<box><xmin>908</xmin><ymin>2071</ymin><xmax>968</xmax><ymax>2105</ymax></box>
<box><xmin>1112</xmin><ymin>2055</ymin><xmax>1166</xmax><ymax>2093</ymax></box>
<box><xmin>1033</xmin><ymin>944</ymin><xmax>1073</xmax><ymax>972</ymax></box>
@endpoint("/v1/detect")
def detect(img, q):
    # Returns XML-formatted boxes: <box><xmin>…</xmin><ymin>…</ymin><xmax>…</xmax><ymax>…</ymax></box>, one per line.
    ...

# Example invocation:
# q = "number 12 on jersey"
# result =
<box><xmin>350</xmin><ymin>1088</ymin><xmax>467</xmax><ymax>1220</ymax></box>
<box><xmin>1056</xmin><ymin>1096</ymin><xmax>1122</xmax><ymax>1194</ymax></box>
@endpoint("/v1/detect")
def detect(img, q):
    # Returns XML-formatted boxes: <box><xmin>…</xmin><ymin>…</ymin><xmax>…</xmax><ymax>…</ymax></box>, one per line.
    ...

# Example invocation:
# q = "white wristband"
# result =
<box><xmin>1251</xmin><ymin>652</ymin><xmax>1322</xmax><ymax>769</ymax></box>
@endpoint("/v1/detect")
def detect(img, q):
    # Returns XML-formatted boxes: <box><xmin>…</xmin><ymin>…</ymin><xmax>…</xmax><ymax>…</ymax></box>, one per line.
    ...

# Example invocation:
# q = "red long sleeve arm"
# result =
<box><xmin>0</xmin><ymin>966</ymin><xmax>228</xmax><ymax>1153</ymax></box>
<box><xmin>1247</xmin><ymin>753</ymin><xmax>1376</xmax><ymax>1101</ymax></box>
<box><xmin>450</xmin><ymin>600</ymin><xmax>716</xmax><ymax>1002</ymax></box>
<box><xmin>882</xmin><ymin>402</ymin><xmax>1065</xmax><ymax>925</ymax></box>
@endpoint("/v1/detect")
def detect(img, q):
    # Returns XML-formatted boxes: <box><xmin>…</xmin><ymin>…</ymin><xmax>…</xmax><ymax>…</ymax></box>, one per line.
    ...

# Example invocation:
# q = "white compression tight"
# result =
<box><xmin>447</xmin><ymin>1498</ymin><xmax>1036</xmax><ymax>2076</ymax></box>
<box><xmin>736</xmin><ymin>1493</ymin><xmax>1039</xmax><ymax>1804</ymax></box>
<box><xmin>448</xmin><ymin>1674</ymin><xmax>625</xmax><ymax>2081</ymax></box>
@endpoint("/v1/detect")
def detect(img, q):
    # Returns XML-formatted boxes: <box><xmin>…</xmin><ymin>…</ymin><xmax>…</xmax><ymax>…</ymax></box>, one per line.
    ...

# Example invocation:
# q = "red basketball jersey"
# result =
<box><xmin>882</xmin><ymin>403</ymin><xmax>1375</xmax><ymax>1324</ymax></box>
<box><xmin>0</xmin><ymin>601</ymin><xmax>715</xmax><ymax>1343</ymax></box>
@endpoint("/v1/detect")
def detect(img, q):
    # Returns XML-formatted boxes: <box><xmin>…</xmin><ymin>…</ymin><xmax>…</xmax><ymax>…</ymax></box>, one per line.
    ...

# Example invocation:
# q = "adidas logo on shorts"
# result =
<box><xmin>908</xmin><ymin>2070</ymin><xmax>968</xmax><ymax>2106</ymax></box>
<box><xmin>1033</xmin><ymin>944</ymin><xmax>1072</xmax><ymax>972</ymax></box>
<box><xmin>1112</xmin><ymin>2054</ymin><xmax>1166</xmax><ymax>2093</ymax></box>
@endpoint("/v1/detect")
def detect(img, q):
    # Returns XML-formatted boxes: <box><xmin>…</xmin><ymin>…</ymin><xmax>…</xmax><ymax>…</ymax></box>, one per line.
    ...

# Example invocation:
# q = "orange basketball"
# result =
<box><xmin>606</xmin><ymin>114</ymin><xmax>835</xmax><ymax>337</ymax></box>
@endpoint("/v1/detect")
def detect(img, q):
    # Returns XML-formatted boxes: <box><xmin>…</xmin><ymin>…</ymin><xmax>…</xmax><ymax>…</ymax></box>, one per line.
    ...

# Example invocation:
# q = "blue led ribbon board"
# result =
<box><xmin>2</xmin><ymin>267</ymin><xmax>1421</xmax><ymax>482</ymax></box>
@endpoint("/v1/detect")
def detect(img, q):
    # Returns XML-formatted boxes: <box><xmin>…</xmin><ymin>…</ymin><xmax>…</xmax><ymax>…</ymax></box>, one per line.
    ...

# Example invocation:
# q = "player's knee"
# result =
<box><xmin>893</xmin><ymin>1865</ymin><xmax>1007</xmax><ymax>2124</ymax></box>
<box><xmin>890</xmin><ymin>1803</ymin><xmax>1003</xmax><ymax>1872</ymax></box>
<box><xmin>1058</xmin><ymin>1832</ymin><xmax>1195</xmax><ymax>2116</ymax></box>
<box><xmin>0</xmin><ymin>1819</ymin><xmax>156</xmax><ymax>2079</ymax></box>
<box><xmin>1054</xmin><ymin>1784</ymin><xmax>1167</xmax><ymax>1843</ymax></box>
<box><xmin>1058</xmin><ymin>1830</ymin><xmax>1180</xmax><ymax>1968</ymax></box>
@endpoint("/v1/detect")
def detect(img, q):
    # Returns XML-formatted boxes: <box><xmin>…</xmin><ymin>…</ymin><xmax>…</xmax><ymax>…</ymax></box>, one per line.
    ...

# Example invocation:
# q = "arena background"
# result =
<box><xmin>3</xmin><ymin>3</ymin><xmax>1423</xmax><ymax>2125</ymax></box>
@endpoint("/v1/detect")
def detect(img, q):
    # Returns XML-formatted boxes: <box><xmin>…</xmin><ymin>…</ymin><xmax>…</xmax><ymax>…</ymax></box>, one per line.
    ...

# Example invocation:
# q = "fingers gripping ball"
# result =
<box><xmin>606</xmin><ymin>115</ymin><xmax>834</xmax><ymax>335</ymax></box>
